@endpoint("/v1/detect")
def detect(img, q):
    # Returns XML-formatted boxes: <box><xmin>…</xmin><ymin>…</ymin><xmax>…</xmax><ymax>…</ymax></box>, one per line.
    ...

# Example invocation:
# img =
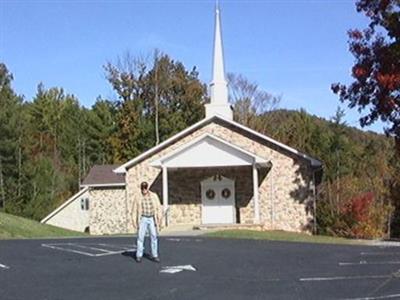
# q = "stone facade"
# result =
<box><xmin>89</xmin><ymin>187</ymin><xmax>127</xmax><ymax>235</ymax></box>
<box><xmin>86</xmin><ymin>119</ymin><xmax>315</xmax><ymax>235</ymax></box>
<box><xmin>124</xmin><ymin>119</ymin><xmax>315</xmax><ymax>233</ymax></box>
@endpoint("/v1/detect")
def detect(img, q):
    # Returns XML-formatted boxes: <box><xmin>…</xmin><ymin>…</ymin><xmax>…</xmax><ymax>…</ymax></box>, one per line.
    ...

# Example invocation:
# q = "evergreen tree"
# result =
<box><xmin>85</xmin><ymin>98</ymin><xmax>117</xmax><ymax>165</ymax></box>
<box><xmin>0</xmin><ymin>63</ymin><xmax>25</xmax><ymax>212</ymax></box>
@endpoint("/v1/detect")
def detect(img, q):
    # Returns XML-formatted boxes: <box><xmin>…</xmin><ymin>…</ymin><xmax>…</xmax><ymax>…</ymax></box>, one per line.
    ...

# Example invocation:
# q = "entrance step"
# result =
<box><xmin>194</xmin><ymin>223</ymin><xmax>263</xmax><ymax>231</ymax></box>
<box><xmin>160</xmin><ymin>223</ymin><xmax>264</xmax><ymax>236</ymax></box>
<box><xmin>160</xmin><ymin>224</ymin><xmax>204</xmax><ymax>237</ymax></box>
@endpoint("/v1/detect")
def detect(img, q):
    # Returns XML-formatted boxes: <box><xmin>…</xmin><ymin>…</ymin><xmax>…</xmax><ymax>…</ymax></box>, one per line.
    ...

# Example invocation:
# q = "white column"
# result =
<box><xmin>252</xmin><ymin>162</ymin><xmax>260</xmax><ymax>223</ymax></box>
<box><xmin>162</xmin><ymin>165</ymin><xmax>169</xmax><ymax>227</ymax></box>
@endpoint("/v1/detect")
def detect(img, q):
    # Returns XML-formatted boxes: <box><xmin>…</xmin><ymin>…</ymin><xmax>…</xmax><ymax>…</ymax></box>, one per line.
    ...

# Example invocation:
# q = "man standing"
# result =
<box><xmin>134</xmin><ymin>181</ymin><xmax>162</xmax><ymax>263</ymax></box>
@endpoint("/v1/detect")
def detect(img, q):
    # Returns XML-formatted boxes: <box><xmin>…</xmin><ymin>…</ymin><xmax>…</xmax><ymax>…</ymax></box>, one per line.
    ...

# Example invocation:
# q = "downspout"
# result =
<box><xmin>312</xmin><ymin>170</ymin><xmax>317</xmax><ymax>235</ymax></box>
<box><xmin>269</xmin><ymin>162</ymin><xmax>274</xmax><ymax>229</ymax></box>
<box><xmin>124</xmin><ymin>173</ymin><xmax>129</xmax><ymax>234</ymax></box>
<box><xmin>312</xmin><ymin>166</ymin><xmax>322</xmax><ymax>235</ymax></box>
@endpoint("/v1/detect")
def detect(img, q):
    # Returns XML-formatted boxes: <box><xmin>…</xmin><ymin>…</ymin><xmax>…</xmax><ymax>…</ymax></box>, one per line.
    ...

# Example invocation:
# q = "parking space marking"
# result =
<box><xmin>299</xmin><ymin>274</ymin><xmax>390</xmax><ymax>282</ymax></box>
<box><xmin>71</xmin><ymin>244</ymin><xmax>131</xmax><ymax>254</ymax></box>
<box><xmin>0</xmin><ymin>263</ymin><xmax>10</xmax><ymax>270</ymax></box>
<box><xmin>42</xmin><ymin>244</ymin><xmax>97</xmax><ymax>257</ymax></box>
<box><xmin>342</xmin><ymin>293</ymin><xmax>400</xmax><ymax>300</ymax></box>
<box><xmin>92</xmin><ymin>249</ymin><xmax>136</xmax><ymax>257</ymax></box>
<box><xmin>339</xmin><ymin>261</ymin><xmax>400</xmax><ymax>266</ymax></box>
<box><xmin>42</xmin><ymin>243</ymin><xmax>136</xmax><ymax>257</ymax></box>
<box><xmin>97</xmin><ymin>243</ymin><xmax>134</xmax><ymax>250</ymax></box>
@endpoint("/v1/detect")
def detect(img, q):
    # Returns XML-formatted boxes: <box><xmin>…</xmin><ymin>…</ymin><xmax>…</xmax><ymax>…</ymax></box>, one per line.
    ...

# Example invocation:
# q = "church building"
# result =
<box><xmin>41</xmin><ymin>7</ymin><xmax>322</xmax><ymax>235</ymax></box>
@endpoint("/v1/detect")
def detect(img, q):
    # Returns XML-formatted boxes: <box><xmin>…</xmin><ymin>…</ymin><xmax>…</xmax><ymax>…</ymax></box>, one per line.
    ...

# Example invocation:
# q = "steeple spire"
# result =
<box><xmin>205</xmin><ymin>3</ymin><xmax>232</xmax><ymax>120</ymax></box>
<box><xmin>211</xmin><ymin>4</ymin><xmax>226</xmax><ymax>88</ymax></box>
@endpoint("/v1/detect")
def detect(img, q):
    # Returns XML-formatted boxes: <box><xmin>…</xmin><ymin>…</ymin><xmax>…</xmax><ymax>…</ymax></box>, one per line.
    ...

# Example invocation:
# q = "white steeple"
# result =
<box><xmin>205</xmin><ymin>4</ymin><xmax>233</xmax><ymax>120</ymax></box>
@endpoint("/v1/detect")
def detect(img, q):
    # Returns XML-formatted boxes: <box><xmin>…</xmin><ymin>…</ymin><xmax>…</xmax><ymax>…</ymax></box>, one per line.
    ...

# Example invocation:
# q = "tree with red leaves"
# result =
<box><xmin>341</xmin><ymin>191</ymin><xmax>392</xmax><ymax>239</ymax></box>
<box><xmin>332</xmin><ymin>0</ymin><xmax>400</xmax><ymax>152</ymax></box>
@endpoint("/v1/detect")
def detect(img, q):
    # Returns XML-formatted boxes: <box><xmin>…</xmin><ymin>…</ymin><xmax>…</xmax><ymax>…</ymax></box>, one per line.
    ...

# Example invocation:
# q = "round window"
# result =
<box><xmin>206</xmin><ymin>189</ymin><xmax>216</xmax><ymax>200</ymax></box>
<box><xmin>221</xmin><ymin>188</ymin><xmax>231</xmax><ymax>199</ymax></box>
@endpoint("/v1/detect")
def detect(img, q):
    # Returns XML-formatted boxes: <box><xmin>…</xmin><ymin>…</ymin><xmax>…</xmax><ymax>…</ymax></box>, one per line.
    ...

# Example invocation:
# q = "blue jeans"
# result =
<box><xmin>136</xmin><ymin>216</ymin><xmax>158</xmax><ymax>258</ymax></box>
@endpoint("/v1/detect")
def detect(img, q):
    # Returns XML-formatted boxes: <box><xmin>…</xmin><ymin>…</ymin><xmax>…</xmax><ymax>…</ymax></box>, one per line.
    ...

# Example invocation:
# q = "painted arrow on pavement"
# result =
<box><xmin>160</xmin><ymin>265</ymin><xmax>196</xmax><ymax>274</ymax></box>
<box><xmin>0</xmin><ymin>263</ymin><xmax>10</xmax><ymax>270</ymax></box>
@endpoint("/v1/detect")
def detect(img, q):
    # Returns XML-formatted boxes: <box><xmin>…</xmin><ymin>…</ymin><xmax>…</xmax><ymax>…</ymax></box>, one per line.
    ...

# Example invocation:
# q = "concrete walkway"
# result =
<box><xmin>159</xmin><ymin>224</ymin><xmax>218</xmax><ymax>237</ymax></box>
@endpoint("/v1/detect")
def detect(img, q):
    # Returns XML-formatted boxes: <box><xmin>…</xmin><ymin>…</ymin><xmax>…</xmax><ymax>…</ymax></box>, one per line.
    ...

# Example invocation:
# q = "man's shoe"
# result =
<box><xmin>136</xmin><ymin>257</ymin><xmax>142</xmax><ymax>263</ymax></box>
<box><xmin>152</xmin><ymin>257</ymin><xmax>160</xmax><ymax>263</ymax></box>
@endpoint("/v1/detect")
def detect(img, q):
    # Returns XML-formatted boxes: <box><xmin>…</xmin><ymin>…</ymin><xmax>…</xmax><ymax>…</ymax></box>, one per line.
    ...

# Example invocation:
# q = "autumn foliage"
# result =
<box><xmin>341</xmin><ymin>192</ymin><xmax>390</xmax><ymax>239</ymax></box>
<box><xmin>342</xmin><ymin>192</ymin><xmax>374</xmax><ymax>224</ymax></box>
<box><xmin>332</xmin><ymin>0</ymin><xmax>400</xmax><ymax>151</ymax></box>
<box><xmin>317</xmin><ymin>171</ymin><xmax>394</xmax><ymax>240</ymax></box>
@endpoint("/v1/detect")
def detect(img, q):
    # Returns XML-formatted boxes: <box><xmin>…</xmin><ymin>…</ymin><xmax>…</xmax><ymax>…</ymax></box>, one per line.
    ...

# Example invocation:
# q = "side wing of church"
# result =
<box><xmin>42</xmin><ymin>6</ymin><xmax>322</xmax><ymax>235</ymax></box>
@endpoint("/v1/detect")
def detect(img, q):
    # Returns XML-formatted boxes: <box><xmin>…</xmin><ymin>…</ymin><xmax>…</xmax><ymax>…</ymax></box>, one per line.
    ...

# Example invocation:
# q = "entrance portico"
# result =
<box><xmin>150</xmin><ymin>133</ymin><xmax>270</xmax><ymax>226</ymax></box>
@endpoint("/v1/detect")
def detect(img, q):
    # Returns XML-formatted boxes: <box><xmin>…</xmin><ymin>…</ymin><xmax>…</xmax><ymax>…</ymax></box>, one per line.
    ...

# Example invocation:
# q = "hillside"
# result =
<box><xmin>262</xmin><ymin>109</ymin><xmax>392</xmax><ymax>155</ymax></box>
<box><xmin>0</xmin><ymin>212</ymin><xmax>87</xmax><ymax>239</ymax></box>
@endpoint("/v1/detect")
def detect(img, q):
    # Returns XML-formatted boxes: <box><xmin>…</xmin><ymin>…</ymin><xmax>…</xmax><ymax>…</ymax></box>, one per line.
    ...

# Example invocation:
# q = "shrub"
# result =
<box><xmin>317</xmin><ymin>179</ymin><xmax>392</xmax><ymax>239</ymax></box>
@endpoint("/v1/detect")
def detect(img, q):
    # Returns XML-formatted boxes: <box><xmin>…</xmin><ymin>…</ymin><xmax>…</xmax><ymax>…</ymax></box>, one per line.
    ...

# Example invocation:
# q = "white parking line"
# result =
<box><xmin>97</xmin><ymin>243</ymin><xmax>134</xmax><ymax>250</ymax></box>
<box><xmin>342</xmin><ymin>293</ymin><xmax>400</xmax><ymax>300</ymax></box>
<box><xmin>42</xmin><ymin>244</ymin><xmax>97</xmax><ymax>257</ymax></box>
<box><xmin>339</xmin><ymin>261</ymin><xmax>400</xmax><ymax>266</ymax></box>
<box><xmin>42</xmin><ymin>243</ymin><xmax>136</xmax><ymax>257</ymax></box>
<box><xmin>93</xmin><ymin>249</ymin><xmax>136</xmax><ymax>257</ymax></box>
<box><xmin>71</xmin><ymin>244</ymin><xmax>127</xmax><ymax>253</ymax></box>
<box><xmin>0</xmin><ymin>263</ymin><xmax>10</xmax><ymax>270</ymax></box>
<box><xmin>299</xmin><ymin>274</ymin><xmax>390</xmax><ymax>282</ymax></box>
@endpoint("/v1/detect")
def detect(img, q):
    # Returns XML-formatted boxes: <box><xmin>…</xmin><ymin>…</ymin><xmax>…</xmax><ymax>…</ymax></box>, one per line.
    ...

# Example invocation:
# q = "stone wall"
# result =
<box><xmin>89</xmin><ymin>187</ymin><xmax>127</xmax><ymax>235</ymax></box>
<box><xmin>126</xmin><ymin>120</ymin><xmax>315</xmax><ymax>233</ymax></box>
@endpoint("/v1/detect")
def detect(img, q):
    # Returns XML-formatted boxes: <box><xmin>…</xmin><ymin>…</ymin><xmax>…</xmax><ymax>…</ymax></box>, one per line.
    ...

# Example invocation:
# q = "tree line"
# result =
<box><xmin>1</xmin><ymin>49</ymin><xmax>399</xmax><ymax>239</ymax></box>
<box><xmin>0</xmin><ymin>53</ymin><xmax>206</xmax><ymax>221</ymax></box>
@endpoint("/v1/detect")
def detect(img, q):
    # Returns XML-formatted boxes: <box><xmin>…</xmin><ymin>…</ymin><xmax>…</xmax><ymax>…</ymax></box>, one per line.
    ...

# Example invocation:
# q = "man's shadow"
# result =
<box><xmin>121</xmin><ymin>251</ymin><xmax>153</xmax><ymax>261</ymax></box>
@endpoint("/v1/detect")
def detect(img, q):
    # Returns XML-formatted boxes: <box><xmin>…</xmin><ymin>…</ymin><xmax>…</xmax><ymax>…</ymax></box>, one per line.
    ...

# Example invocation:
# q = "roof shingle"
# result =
<box><xmin>81</xmin><ymin>165</ymin><xmax>125</xmax><ymax>186</ymax></box>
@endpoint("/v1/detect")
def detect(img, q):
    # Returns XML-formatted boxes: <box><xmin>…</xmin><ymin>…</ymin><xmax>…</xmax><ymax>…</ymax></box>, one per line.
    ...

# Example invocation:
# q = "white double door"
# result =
<box><xmin>201</xmin><ymin>176</ymin><xmax>235</xmax><ymax>224</ymax></box>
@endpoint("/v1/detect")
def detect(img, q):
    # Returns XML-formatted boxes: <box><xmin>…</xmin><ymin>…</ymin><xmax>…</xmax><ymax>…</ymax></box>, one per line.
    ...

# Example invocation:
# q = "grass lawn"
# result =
<box><xmin>205</xmin><ymin>229</ymin><xmax>367</xmax><ymax>245</ymax></box>
<box><xmin>0</xmin><ymin>212</ymin><xmax>87</xmax><ymax>239</ymax></box>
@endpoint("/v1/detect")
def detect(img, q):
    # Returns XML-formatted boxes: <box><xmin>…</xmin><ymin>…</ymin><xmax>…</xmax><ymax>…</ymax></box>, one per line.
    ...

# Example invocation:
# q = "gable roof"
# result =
<box><xmin>114</xmin><ymin>114</ymin><xmax>322</xmax><ymax>173</ymax></box>
<box><xmin>81</xmin><ymin>164</ymin><xmax>125</xmax><ymax>187</ymax></box>
<box><xmin>150</xmin><ymin>133</ymin><xmax>269</xmax><ymax>168</ymax></box>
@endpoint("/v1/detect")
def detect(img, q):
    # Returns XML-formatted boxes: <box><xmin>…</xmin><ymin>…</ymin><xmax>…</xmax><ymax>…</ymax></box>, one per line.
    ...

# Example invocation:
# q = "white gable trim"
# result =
<box><xmin>150</xmin><ymin>133</ymin><xmax>268</xmax><ymax>168</ymax></box>
<box><xmin>114</xmin><ymin>115</ymin><xmax>322</xmax><ymax>173</ymax></box>
<box><xmin>114</xmin><ymin>117</ymin><xmax>213</xmax><ymax>173</ymax></box>
<box><xmin>40</xmin><ymin>187</ymin><xmax>89</xmax><ymax>224</ymax></box>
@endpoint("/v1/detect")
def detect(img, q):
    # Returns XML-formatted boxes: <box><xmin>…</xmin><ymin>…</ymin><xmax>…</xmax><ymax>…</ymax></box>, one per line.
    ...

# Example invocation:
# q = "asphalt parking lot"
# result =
<box><xmin>1</xmin><ymin>236</ymin><xmax>400</xmax><ymax>300</ymax></box>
